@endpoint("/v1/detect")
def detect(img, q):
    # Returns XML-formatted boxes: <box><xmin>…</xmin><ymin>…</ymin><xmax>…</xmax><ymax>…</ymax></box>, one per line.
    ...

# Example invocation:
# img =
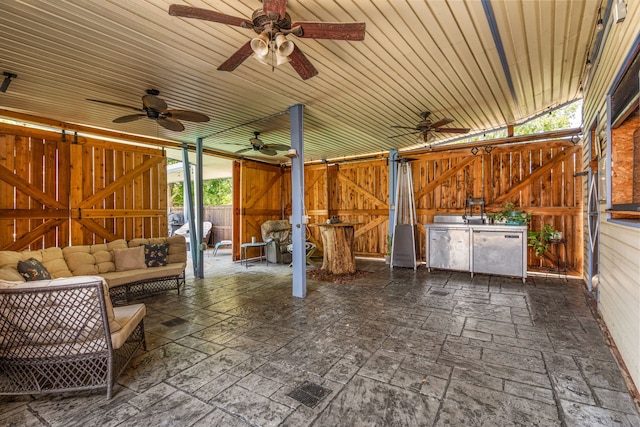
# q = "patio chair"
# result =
<box><xmin>261</xmin><ymin>219</ymin><xmax>292</xmax><ymax>264</ymax></box>
<box><xmin>286</xmin><ymin>241</ymin><xmax>317</xmax><ymax>267</ymax></box>
<box><xmin>174</xmin><ymin>221</ymin><xmax>213</xmax><ymax>251</ymax></box>
<box><xmin>0</xmin><ymin>277</ymin><xmax>146</xmax><ymax>399</ymax></box>
<box><xmin>212</xmin><ymin>239</ymin><xmax>232</xmax><ymax>256</ymax></box>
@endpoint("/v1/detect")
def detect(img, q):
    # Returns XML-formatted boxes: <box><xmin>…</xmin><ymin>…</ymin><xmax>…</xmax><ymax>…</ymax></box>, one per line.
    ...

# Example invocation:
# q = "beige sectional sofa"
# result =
<box><xmin>0</xmin><ymin>235</ymin><xmax>187</xmax><ymax>303</ymax></box>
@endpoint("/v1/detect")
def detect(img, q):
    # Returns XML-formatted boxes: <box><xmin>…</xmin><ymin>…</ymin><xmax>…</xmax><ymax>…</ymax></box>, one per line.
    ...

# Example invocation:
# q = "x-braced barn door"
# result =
<box><xmin>236</xmin><ymin>160</ymin><xmax>286</xmax><ymax>259</ymax></box>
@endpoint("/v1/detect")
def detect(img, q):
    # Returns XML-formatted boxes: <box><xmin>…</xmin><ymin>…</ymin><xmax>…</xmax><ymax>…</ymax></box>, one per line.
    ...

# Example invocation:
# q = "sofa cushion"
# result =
<box><xmin>166</xmin><ymin>235</ymin><xmax>187</xmax><ymax>264</ymax></box>
<box><xmin>101</xmin><ymin>263</ymin><xmax>185</xmax><ymax>288</ymax></box>
<box><xmin>89</xmin><ymin>239</ymin><xmax>128</xmax><ymax>274</ymax></box>
<box><xmin>17</xmin><ymin>258</ymin><xmax>51</xmax><ymax>281</ymax></box>
<box><xmin>0</xmin><ymin>249</ymin><xmax>25</xmax><ymax>282</ymax></box>
<box><xmin>0</xmin><ymin>248</ymin><xmax>72</xmax><ymax>281</ymax></box>
<box><xmin>144</xmin><ymin>243</ymin><xmax>168</xmax><ymax>267</ymax></box>
<box><xmin>40</xmin><ymin>247</ymin><xmax>73</xmax><ymax>278</ymax></box>
<box><xmin>128</xmin><ymin>236</ymin><xmax>186</xmax><ymax>265</ymax></box>
<box><xmin>113</xmin><ymin>246</ymin><xmax>147</xmax><ymax>272</ymax></box>
<box><xmin>63</xmin><ymin>246</ymin><xmax>99</xmax><ymax>276</ymax></box>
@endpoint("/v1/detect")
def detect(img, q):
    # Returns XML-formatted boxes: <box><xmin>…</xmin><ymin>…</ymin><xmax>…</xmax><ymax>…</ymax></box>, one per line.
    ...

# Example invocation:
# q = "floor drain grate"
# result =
<box><xmin>287</xmin><ymin>381</ymin><xmax>332</xmax><ymax>408</ymax></box>
<box><xmin>430</xmin><ymin>291</ymin><xmax>449</xmax><ymax>296</ymax></box>
<box><xmin>161</xmin><ymin>317</ymin><xmax>188</xmax><ymax>327</ymax></box>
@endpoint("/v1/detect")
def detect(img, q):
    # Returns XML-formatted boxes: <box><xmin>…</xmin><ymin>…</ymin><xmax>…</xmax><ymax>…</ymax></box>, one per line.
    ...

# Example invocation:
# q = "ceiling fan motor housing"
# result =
<box><xmin>143</xmin><ymin>106</ymin><xmax>161</xmax><ymax>119</ymax></box>
<box><xmin>251</xmin><ymin>9</ymin><xmax>292</xmax><ymax>36</ymax></box>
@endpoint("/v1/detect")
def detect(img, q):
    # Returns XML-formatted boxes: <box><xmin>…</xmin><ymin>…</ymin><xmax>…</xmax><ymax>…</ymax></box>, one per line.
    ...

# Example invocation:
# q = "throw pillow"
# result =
<box><xmin>112</xmin><ymin>246</ymin><xmax>147</xmax><ymax>272</ymax></box>
<box><xmin>17</xmin><ymin>258</ymin><xmax>52</xmax><ymax>281</ymax></box>
<box><xmin>144</xmin><ymin>243</ymin><xmax>168</xmax><ymax>267</ymax></box>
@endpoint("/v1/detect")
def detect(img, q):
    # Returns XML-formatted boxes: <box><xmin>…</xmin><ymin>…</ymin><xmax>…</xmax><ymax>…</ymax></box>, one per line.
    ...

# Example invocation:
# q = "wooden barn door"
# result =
<box><xmin>69</xmin><ymin>141</ymin><xmax>167</xmax><ymax>245</ymax></box>
<box><xmin>237</xmin><ymin>160</ymin><xmax>285</xmax><ymax>258</ymax></box>
<box><xmin>412</xmin><ymin>141</ymin><xmax>582</xmax><ymax>274</ymax></box>
<box><xmin>0</xmin><ymin>128</ymin><xmax>70</xmax><ymax>250</ymax></box>
<box><xmin>0</xmin><ymin>123</ymin><xmax>168</xmax><ymax>250</ymax></box>
<box><xmin>329</xmin><ymin>160</ymin><xmax>389</xmax><ymax>257</ymax></box>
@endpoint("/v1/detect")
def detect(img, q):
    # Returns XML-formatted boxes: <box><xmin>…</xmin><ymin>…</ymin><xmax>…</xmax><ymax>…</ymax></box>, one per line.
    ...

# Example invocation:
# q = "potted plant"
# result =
<box><xmin>384</xmin><ymin>234</ymin><xmax>393</xmax><ymax>264</ymax></box>
<box><xmin>487</xmin><ymin>202</ymin><xmax>531</xmax><ymax>225</ymax></box>
<box><xmin>528</xmin><ymin>224</ymin><xmax>561</xmax><ymax>263</ymax></box>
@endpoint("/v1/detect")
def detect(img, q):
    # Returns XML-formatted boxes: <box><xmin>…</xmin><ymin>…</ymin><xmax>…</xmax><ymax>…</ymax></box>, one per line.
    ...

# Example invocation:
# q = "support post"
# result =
<box><xmin>181</xmin><ymin>145</ymin><xmax>197</xmax><ymax>276</ymax></box>
<box><xmin>290</xmin><ymin>104</ymin><xmax>306</xmax><ymax>298</ymax></box>
<box><xmin>194</xmin><ymin>137</ymin><xmax>204</xmax><ymax>278</ymax></box>
<box><xmin>388</xmin><ymin>149</ymin><xmax>398</xmax><ymax>238</ymax></box>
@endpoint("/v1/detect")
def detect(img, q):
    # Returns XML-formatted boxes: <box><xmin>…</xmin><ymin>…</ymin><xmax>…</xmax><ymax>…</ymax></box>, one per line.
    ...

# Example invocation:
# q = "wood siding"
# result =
<box><xmin>599</xmin><ymin>222</ymin><xmax>640</xmax><ymax>390</ymax></box>
<box><xmin>0</xmin><ymin>123</ymin><xmax>167</xmax><ymax>250</ymax></box>
<box><xmin>581</xmin><ymin>0</ymin><xmax>640</xmax><ymax>391</ymax></box>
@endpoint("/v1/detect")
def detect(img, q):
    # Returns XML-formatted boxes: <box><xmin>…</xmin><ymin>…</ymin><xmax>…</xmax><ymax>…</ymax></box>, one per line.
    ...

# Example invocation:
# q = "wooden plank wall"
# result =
<box><xmin>412</xmin><ymin>141</ymin><xmax>582</xmax><ymax>273</ymax></box>
<box><xmin>297</xmin><ymin>141</ymin><xmax>582</xmax><ymax>274</ymax></box>
<box><xmin>0</xmin><ymin>123</ymin><xmax>167</xmax><ymax>250</ymax></box>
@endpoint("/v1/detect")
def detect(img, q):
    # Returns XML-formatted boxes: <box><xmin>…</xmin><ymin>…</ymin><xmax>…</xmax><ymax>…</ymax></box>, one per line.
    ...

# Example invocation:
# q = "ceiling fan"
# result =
<box><xmin>389</xmin><ymin>111</ymin><xmax>470</xmax><ymax>140</ymax></box>
<box><xmin>236</xmin><ymin>132</ymin><xmax>290</xmax><ymax>156</ymax></box>
<box><xmin>168</xmin><ymin>1</ymin><xmax>366</xmax><ymax>80</ymax></box>
<box><xmin>87</xmin><ymin>89</ymin><xmax>210</xmax><ymax>132</ymax></box>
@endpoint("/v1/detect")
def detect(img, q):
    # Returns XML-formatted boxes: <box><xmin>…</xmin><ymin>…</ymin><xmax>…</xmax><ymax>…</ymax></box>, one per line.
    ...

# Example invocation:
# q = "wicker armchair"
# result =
<box><xmin>0</xmin><ymin>278</ymin><xmax>146</xmax><ymax>399</ymax></box>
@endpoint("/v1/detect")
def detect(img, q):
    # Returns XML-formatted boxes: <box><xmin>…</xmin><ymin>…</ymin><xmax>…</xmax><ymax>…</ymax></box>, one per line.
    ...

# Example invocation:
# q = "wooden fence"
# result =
<box><xmin>169</xmin><ymin>205</ymin><xmax>233</xmax><ymax>245</ymax></box>
<box><xmin>293</xmin><ymin>140</ymin><xmax>582</xmax><ymax>274</ymax></box>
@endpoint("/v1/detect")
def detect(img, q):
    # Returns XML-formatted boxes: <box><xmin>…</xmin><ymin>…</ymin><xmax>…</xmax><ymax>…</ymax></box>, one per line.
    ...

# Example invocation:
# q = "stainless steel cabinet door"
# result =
<box><xmin>428</xmin><ymin>228</ymin><xmax>470</xmax><ymax>271</ymax></box>
<box><xmin>472</xmin><ymin>230</ymin><xmax>524</xmax><ymax>276</ymax></box>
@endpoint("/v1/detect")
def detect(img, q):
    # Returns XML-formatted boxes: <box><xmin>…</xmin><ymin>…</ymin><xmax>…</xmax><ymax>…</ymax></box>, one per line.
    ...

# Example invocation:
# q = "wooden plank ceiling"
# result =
<box><xmin>0</xmin><ymin>0</ymin><xmax>598</xmax><ymax>163</ymax></box>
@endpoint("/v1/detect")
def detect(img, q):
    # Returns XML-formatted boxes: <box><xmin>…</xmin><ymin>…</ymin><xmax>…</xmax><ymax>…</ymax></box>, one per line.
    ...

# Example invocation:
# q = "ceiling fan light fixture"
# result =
<box><xmin>275</xmin><ymin>33</ymin><xmax>294</xmax><ymax>57</ymax></box>
<box><xmin>275</xmin><ymin>52</ymin><xmax>290</xmax><ymax>65</ymax></box>
<box><xmin>250</xmin><ymin>32</ymin><xmax>270</xmax><ymax>56</ymax></box>
<box><xmin>254</xmin><ymin>52</ymin><xmax>270</xmax><ymax>65</ymax></box>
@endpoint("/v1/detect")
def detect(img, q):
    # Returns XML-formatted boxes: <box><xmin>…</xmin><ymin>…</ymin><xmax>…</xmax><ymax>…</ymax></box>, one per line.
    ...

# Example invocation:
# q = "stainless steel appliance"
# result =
<box><xmin>425</xmin><ymin>222</ymin><xmax>527</xmax><ymax>282</ymax></box>
<box><xmin>471</xmin><ymin>227</ymin><xmax>527</xmax><ymax>280</ymax></box>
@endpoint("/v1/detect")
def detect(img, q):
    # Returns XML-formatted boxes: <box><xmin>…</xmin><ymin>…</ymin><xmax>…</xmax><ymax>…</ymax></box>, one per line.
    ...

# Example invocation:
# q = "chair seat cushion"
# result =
<box><xmin>111</xmin><ymin>303</ymin><xmax>146</xmax><ymax>349</ymax></box>
<box><xmin>101</xmin><ymin>263</ymin><xmax>185</xmax><ymax>288</ymax></box>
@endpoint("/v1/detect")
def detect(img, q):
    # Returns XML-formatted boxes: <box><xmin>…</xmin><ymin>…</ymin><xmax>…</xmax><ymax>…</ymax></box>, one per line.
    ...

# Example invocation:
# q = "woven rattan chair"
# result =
<box><xmin>0</xmin><ymin>279</ymin><xmax>146</xmax><ymax>399</ymax></box>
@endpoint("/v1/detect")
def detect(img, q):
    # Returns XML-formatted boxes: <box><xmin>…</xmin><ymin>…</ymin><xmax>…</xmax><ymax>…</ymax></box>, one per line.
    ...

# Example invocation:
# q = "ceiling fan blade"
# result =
<box><xmin>288</xmin><ymin>45</ymin><xmax>318</xmax><ymax>80</ymax></box>
<box><xmin>293</xmin><ymin>21</ymin><xmax>366</xmax><ymax>40</ymax></box>
<box><xmin>87</xmin><ymin>99</ymin><xmax>142</xmax><ymax>112</ymax></box>
<box><xmin>113</xmin><ymin>114</ymin><xmax>146</xmax><ymax>123</ymax></box>
<box><xmin>388</xmin><ymin>131</ymin><xmax>420</xmax><ymax>138</ymax></box>
<box><xmin>267</xmin><ymin>144</ymin><xmax>290</xmax><ymax>151</ymax></box>
<box><xmin>142</xmin><ymin>94</ymin><xmax>168</xmax><ymax>111</ymax></box>
<box><xmin>428</xmin><ymin>118</ymin><xmax>455</xmax><ymax>129</ymax></box>
<box><xmin>263</xmin><ymin>0</ymin><xmax>288</xmax><ymax>20</ymax></box>
<box><xmin>260</xmin><ymin>147</ymin><xmax>278</xmax><ymax>156</ymax></box>
<box><xmin>218</xmin><ymin>41</ymin><xmax>254</xmax><ymax>72</ymax></box>
<box><xmin>168</xmin><ymin>4</ymin><xmax>253</xmax><ymax>28</ymax></box>
<box><xmin>433</xmin><ymin>127</ymin><xmax>470</xmax><ymax>134</ymax></box>
<box><xmin>168</xmin><ymin>110</ymin><xmax>210</xmax><ymax>122</ymax></box>
<box><xmin>157</xmin><ymin>117</ymin><xmax>185</xmax><ymax>132</ymax></box>
<box><xmin>235</xmin><ymin>147</ymin><xmax>253</xmax><ymax>154</ymax></box>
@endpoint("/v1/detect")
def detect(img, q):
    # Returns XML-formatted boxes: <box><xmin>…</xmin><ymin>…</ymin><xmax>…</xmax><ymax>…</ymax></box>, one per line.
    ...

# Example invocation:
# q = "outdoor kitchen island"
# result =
<box><xmin>425</xmin><ymin>216</ymin><xmax>528</xmax><ymax>283</ymax></box>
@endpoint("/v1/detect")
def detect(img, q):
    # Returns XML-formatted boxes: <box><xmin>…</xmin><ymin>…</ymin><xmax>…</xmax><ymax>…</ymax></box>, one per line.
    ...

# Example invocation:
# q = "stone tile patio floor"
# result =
<box><xmin>1</xmin><ymin>249</ymin><xmax>639</xmax><ymax>426</ymax></box>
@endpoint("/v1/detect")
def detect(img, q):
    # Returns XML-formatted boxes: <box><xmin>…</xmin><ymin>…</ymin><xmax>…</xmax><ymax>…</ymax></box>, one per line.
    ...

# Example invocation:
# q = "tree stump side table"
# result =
<box><xmin>310</xmin><ymin>223</ymin><xmax>360</xmax><ymax>275</ymax></box>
